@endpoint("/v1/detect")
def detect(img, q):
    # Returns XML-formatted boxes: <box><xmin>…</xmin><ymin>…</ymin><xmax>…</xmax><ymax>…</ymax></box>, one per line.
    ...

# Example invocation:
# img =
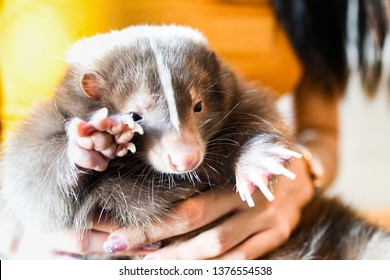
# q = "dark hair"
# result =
<box><xmin>271</xmin><ymin>0</ymin><xmax>388</xmax><ymax>97</ymax></box>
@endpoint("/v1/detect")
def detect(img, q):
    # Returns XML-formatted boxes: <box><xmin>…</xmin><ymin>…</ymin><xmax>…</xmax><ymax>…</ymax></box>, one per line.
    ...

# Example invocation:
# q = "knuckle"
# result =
<box><xmin>261</xmin><ymin>204</ymin><xmax>277</xmax><ymax>220</ymax></box>
<box><xmin>73</xmin><ymin>235</ymin><xmax>89</xmax><ymax>254</ymax></box>
<box><xmin>176</xmin><ymin>198</ymin><xmax>206</xmax><ymax>230</ymax></box>
<box><xmin>275</xmin><ymin>221</ymin><xmax>292</xmax><ymax>243</ymax></box>
<box><xmin>129</xmin><ymin>228</ymin><xmax>152</xmax><ymax>247</ymax></box>
<box><xmin>141</xmin><ymin>230</ymin><xmax>152</xmax><ymax>245</ymax></box>
<box><xmin>207</xmin><ymin>230</ymin><xmax>229</xmax><ymax>256</ymax></box>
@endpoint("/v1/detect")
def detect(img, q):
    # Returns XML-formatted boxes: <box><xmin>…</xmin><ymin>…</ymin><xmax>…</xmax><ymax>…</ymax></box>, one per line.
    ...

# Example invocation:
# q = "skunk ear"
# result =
<box><xmin>207</xmin><ymin>51</ymin><xmax>221</xmax><ymax>74</ymax></box>
<box><xmin>80</xmin><ymin>72</ymin><xmax>105</xmax><ymax>100</ymax></box>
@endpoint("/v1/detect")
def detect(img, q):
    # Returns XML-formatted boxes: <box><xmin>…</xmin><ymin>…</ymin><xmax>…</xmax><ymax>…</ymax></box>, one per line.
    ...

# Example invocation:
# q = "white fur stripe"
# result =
<box><xmin>66</xmin><ymin>25</ymin><xmax>208</xmax><ymax>69</ymax></box>
<box><xmin>150</xmin><ymin>40</ymin><xmax>180</xmax><ymax>131</ymax></box>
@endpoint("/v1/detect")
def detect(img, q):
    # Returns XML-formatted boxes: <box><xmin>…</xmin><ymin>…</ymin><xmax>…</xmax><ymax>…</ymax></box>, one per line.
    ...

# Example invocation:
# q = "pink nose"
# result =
<box><xmin>168</xmin><ymin>150</ymin><xmax>201</xmax><ymax>172</ymax></box>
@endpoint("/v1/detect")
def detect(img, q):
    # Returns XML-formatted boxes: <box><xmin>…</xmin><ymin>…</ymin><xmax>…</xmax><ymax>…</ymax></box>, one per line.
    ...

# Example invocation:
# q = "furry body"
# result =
<box><xmin>266</xmin><ymin>194</ymin><xmax>390</xmax><ymax>259</ymax></box>
<box><xmin>1</xmin><ymin>25</ymin><xmax>390</xmax><ymax>259</ymax></box>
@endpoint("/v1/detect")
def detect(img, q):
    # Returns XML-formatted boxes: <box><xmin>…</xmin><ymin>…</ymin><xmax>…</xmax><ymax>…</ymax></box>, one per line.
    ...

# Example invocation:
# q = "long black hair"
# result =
<box><xmin>271</xmin><ymin>0</ymin><xmax>388</xmax><ymax>96</ymax></box>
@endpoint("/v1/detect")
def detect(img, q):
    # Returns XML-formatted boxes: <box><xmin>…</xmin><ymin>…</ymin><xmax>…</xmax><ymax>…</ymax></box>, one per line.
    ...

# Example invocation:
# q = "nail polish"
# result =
<box><xmin>142</xmin><ymin>241</ymin><xmax>162</xmax><ymax>251</ymax></box>
<box><xmin>103</xmin><ymin>235</ymin><xmax>128</xmax><ymax>253</ymax></box>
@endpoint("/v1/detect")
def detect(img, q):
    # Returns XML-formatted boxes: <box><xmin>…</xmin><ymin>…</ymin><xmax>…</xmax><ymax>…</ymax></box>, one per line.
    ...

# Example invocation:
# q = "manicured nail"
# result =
<box><xmin>142</xmin><ymin>241</ymin><xmax>162</xmax><ymax>251</ymax></box>
<box><xmin>103</xmin><ymin>235</ymin><xmax>128</xmax><ymax>253</ymax></box>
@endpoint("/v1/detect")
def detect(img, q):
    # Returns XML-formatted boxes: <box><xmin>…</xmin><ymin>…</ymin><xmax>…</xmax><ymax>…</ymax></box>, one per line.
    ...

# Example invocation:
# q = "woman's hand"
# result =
<box><xmin>0</xmin><ymin>200</ymin><xmax>110</xmax><ymax>259</ymax></box>
<box><xmin>100</xmin><ymin>156</ymin><xmax>314</xmax><ymax>259</ymax></box>
<box><xmin>1</xmin><ymin>157</ymin><xmax>313</xmax><ymax>260</ymax></box>
<box><xmin>0</xmin><ymin>222</ymin><xmax>111</xmax><ymax>259</ymax></box>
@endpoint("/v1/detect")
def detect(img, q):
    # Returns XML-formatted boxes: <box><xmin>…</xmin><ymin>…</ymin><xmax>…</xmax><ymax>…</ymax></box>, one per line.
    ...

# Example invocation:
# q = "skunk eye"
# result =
<box><xmin>129</xmin><ymin>112</ymin><xmax>143</xmax><ymax>123</ymax></box>
<box><xmin>193</xmin><ymin>101</ymin><xmax>202</xmax><ymax>113</ymax></box>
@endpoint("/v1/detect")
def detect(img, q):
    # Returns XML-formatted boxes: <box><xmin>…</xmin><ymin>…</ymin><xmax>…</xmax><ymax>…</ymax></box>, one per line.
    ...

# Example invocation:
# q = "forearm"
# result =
<box><xmin>293</xmin><ymin>75</ymin><xmax>341</xmax><ymax>190</ymax></box>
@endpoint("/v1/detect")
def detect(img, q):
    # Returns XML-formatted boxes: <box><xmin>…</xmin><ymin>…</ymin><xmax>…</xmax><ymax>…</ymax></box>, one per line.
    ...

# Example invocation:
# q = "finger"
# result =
<box><xmin>214</xmin><ymin>228</ymin><xmax>289</xmax><ymax>260</ymax></box>
<box><xmin>81</xmin><ymin>230</ymin><xmax>111</xmax><ymax>255</ymax></box>
<box><xmin>46</xmin><ymin>230</ymin><xmax>111</xmax><ymax>257</ymax></box>
<box><xmin>43</xmin><ymin>231</ymin><xmax>90</xmax><ymax>255</ymax></box>
<box><xmin>103</xmin><ymin>186</ymin><xmax>243</xmax><ymax>253</ymax></box>
<box><xmin>142</xmin><ymin>216</ymin><xmax>252</xmax><ymax>259</ymax></box>
<box><xmin>142</xmin><ymin>195</ymin><xmax>270</xmax><ymax>260</ymax></box>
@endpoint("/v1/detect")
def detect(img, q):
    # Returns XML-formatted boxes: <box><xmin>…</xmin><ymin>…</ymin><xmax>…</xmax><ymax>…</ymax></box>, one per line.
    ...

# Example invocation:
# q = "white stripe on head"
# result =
<box><xmin>65</xmin><ymin>24</ymin><xmax>209</xmax><ymax>131</ymax></box>
<box><xmin>66</xmin><ymin>24</ymin><xmax>208</xmax><ymax>74</ymax></box>
<box><xmin>150</xmin><ymin>40</ymin><xmax>180</xmax><ymax>131</ymax></box>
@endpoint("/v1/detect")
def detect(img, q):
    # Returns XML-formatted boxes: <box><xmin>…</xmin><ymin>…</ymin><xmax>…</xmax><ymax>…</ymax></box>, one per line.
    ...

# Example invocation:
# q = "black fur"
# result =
<box><xmin>265</xmin><ymin>193</ymin><xmax>390</xmax><ymax>259</ymax></box>
<box><xmin>271</xmin><ymin>0</ymin><xmax>388</xmax><ymax>95</ymax></box>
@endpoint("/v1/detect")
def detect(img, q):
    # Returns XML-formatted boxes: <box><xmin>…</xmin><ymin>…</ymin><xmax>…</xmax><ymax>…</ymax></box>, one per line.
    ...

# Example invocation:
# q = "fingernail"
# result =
<box><xmin>143</xmin><ymin>253</ymin><xmax>161</xmax><ymax>260</ymax></box>
<box><xmin>103</xmin><ymin>235</ymin><xmax>128</xmax><ymax>253</ymax></box>
<box><xmin>142</xmin><ymin>241</ymin><xmax>162</xmax><ymax>251</ymax></box>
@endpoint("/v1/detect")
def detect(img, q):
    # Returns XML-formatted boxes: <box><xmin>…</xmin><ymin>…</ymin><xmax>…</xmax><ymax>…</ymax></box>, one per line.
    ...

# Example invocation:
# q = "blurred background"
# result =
<box><xmin>330</xmin><ymin>71</ymin><xmax>390</xmax><ymax>212</ymax></box>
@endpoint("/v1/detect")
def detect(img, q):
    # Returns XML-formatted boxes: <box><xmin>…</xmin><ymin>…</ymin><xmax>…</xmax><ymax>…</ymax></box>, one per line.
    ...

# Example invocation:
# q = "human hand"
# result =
<box><xmin>99</xmin><ymin>157</ymin><xmax>314</xmax><ymax>259</ymax></box>
<box><xmin>1</xmin><ymin>157</ymin><xmax>313</xmax><ymax>259</ymax></box>
<box><xmin>0</xmin><ymin>219</ymin><xmax>112</xmax><ymax>259</ymax></box>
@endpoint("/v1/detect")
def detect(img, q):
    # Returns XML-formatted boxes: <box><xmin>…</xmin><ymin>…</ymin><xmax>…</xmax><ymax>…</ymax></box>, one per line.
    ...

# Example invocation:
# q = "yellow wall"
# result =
<box><xmin>0</xmin><ymin>0</ymin><xmax>301</xmax><ymax>139</ymax></box>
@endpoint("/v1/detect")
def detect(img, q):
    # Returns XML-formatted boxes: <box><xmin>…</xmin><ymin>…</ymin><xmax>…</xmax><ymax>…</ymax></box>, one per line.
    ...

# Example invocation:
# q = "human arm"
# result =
<box><xmin>88</xmin><ymin>155</ymin><xmax>314</xmax><ymax>260</ymax></box>
<box><xmin>294</xmin><ymin>75</ymin><xmax>341</xmax><ymax>190</ymax></box>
